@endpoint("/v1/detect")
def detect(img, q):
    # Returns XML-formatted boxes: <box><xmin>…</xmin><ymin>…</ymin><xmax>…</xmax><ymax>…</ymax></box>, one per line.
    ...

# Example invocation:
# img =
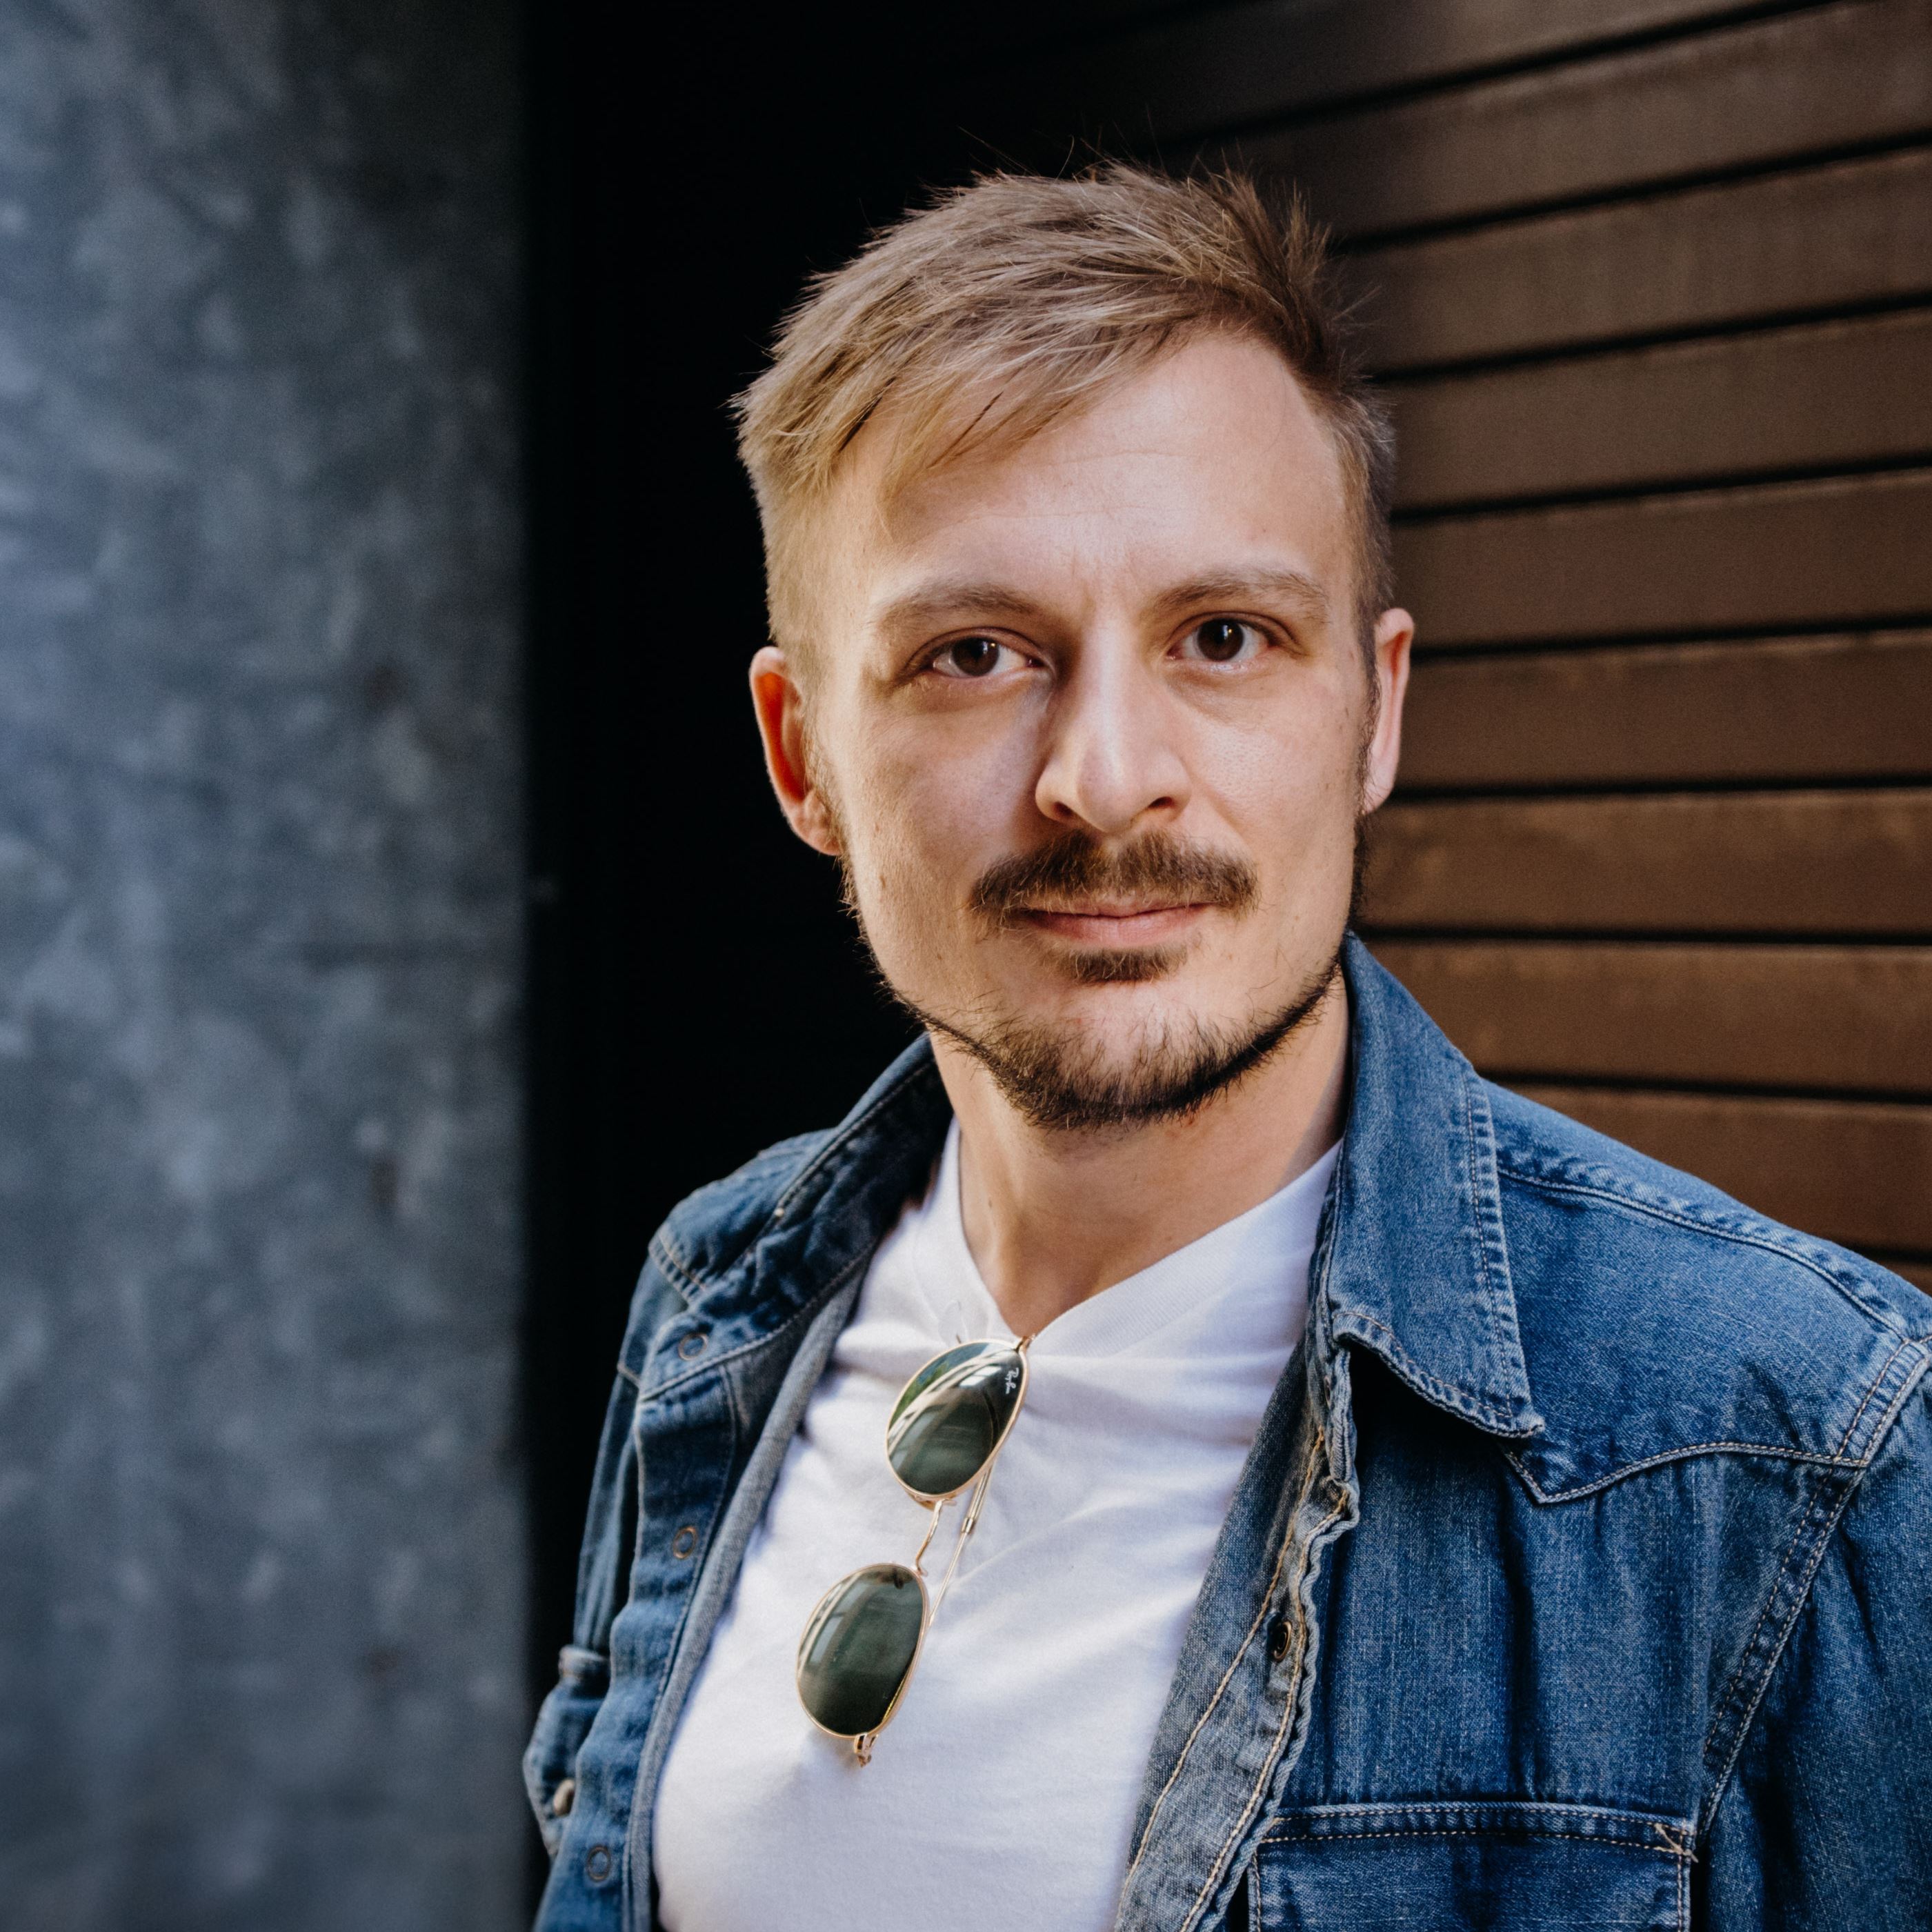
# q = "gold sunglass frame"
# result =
<box><xmin>795</xmin><ymin>1335</ymin><xmax>1032</xmax><ymax>1764</ymax></box>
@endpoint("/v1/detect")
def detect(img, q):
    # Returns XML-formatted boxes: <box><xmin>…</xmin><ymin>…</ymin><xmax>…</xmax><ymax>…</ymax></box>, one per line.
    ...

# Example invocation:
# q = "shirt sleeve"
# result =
<box><xmin>1700</xmin><ymin>1364</ymin><xmax>1932</xmax><ymax>1929</ymax></box>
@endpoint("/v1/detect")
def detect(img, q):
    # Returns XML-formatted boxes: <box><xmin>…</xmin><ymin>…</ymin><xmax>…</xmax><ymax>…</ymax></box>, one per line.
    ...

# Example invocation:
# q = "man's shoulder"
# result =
<box><xmin>604</xmin><ymin>1129</ymin><xmax>836</xmax><ymax>1384</ymax></box>
<box><xmin>648</xmin><ymin>1128</ymin><xmax>835</xmax><ymax>1299</ymax></box>
<box><xmin>619</xmin><ymin>1041</ymin><xmax>950</xmax><ymax>1377</ymax></box>
<box><xmin>1480</xmin><ymin>1078</ymin><xmax>1932</xmax><ymax>1500</ymax></box>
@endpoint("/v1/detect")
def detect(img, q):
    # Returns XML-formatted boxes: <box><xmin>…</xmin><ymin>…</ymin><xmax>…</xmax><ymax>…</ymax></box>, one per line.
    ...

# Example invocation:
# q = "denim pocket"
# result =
<box><xmin>1253</xmin><ymin>1801</ymin><xmax>1690</xmax><ymax>1930</ymax></box>
<box><xmin>521</xmin><ymin>1645</ymin><xmax>610</xmax><ymax>1856</ymax></box>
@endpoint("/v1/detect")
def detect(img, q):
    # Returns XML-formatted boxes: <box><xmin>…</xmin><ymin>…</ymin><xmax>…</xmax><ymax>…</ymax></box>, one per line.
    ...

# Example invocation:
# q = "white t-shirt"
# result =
<box><xmin>654</xmin><ymin>1122</ymin><xmax>1338</xmax><ymax>1932</ymax></box>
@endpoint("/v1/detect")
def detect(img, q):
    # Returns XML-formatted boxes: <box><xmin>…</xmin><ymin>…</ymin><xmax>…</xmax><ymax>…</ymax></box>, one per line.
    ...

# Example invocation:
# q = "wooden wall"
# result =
<box><xmin>1004</xmin><ymin>0</ymin><xmax>1932</xmax><ymax>1288</ymax></box>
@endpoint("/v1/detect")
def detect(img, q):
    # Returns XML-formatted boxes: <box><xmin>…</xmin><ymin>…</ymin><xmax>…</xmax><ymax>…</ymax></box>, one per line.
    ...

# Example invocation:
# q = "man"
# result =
<box><xmin>527</xmin><ymin>168</ymin><xmax>1931</xmax><ymax>1931</ymax></box>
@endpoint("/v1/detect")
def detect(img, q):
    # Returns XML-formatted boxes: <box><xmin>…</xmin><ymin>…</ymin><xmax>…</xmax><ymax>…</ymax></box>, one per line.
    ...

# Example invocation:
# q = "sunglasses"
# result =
<box><xmin>794</xmin><ymin>1334</ymin><xmax>1033</xmax><ymax>1764</ymax></box>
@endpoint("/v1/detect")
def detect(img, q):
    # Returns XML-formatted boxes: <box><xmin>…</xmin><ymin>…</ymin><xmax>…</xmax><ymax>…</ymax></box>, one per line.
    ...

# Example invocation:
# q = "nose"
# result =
<box><xmin>1033</xmin><ymin>644</ymin><xmax>1191</xmax><ymax>837</ymax></box>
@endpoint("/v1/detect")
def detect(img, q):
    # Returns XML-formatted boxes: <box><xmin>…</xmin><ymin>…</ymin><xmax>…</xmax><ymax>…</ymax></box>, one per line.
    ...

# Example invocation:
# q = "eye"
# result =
<box><xmin>929</xmin><ymin>635</ymin><xmax>1020</xmax><ymax>679</ymax></box>
<box><xmin>1178</xmin><ymin>618</ymin><xmax>1267</xmax><ymax>664</ymax></box>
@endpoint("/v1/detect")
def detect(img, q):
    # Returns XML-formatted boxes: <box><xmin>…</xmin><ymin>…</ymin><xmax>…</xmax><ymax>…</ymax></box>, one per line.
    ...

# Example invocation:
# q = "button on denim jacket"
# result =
<box><xmin>527</xmin><ymin>939</ymin><xmax>1932</xmax><ymax>1931</ymax></box>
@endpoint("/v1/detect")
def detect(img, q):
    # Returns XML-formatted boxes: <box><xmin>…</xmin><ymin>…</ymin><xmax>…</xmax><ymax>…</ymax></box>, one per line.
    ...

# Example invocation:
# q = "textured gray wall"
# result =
<box><xmin>0</xmin><ymin>4</ymin><xmax>528</xmax><ymax>1927</ymax></box>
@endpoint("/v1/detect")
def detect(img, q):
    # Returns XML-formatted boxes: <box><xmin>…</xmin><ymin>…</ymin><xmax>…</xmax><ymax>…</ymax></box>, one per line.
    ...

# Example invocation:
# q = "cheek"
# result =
<box><xmin>849</xmin><ymin>716</ymin><xmax>1039</xmax><ymax>884</ymax></box>
<box><xmin>826</xmin><ymin>745</ymin><xmax>974</xmax><ymax>965</ymax></box>
<box><xmin>1204</xmin><ymin>688</ymin><xmax>1366</xmax><ymax>846</ymax></box>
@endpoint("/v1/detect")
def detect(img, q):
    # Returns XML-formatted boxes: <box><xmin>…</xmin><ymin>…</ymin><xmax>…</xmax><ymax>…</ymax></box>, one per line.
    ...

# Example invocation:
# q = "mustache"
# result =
<box><xmin>968</xmin><ymin>832</ymin><xmax>1259</xmax><ymax>930</ymax></box>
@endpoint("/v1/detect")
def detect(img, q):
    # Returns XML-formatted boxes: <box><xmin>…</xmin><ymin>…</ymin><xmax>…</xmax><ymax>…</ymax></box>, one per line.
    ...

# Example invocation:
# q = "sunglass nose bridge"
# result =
<box><xmin>911</xmin><ymin>1500</ymin><xmax>945</xmax><ymax>1575</ymax></box>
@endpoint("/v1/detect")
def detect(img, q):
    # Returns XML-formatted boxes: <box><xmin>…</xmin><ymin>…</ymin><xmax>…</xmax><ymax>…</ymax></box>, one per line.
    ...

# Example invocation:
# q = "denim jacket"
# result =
<box><xmin>527</xmin><ymin>938</ymin><xmax>1932</xmax><ymax>1931</ymax></box>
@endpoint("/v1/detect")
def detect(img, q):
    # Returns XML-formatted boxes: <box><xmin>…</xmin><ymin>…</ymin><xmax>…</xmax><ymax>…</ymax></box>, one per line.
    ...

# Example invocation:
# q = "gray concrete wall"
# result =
<box><xmin>0</xmin><ymin>4</ymin><xmax>528</xmax><ymax>1927</ymax></box>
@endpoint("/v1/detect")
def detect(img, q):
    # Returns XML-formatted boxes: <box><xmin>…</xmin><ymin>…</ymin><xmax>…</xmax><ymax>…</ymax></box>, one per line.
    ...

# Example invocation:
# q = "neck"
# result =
<box><xmin>935</xmin><ymin>979</ymin><xmax>1350</xmax><ymax>1338</ymax></box>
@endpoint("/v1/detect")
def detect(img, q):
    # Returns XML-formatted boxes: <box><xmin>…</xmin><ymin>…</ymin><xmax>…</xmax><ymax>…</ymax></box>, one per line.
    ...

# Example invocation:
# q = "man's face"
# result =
<box><xmin>753</xmin><ymin>332</ymin><xmax>1411</xmax><ymax>1130</ymax></box>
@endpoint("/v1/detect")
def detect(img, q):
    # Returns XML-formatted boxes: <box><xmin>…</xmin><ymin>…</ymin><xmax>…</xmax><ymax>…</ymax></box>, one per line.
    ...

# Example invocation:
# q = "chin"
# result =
<box><xmin>1018</xmin><ymin>976</ymin><xmax>1250</xmax><ymax>1057</ymax></box>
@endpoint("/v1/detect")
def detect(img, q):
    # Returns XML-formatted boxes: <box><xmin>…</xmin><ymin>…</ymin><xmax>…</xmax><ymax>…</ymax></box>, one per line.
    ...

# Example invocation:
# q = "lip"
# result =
<box><xmin>1016</xmin><ymin>902</ymin><xmax>1208</xmax><ymax>946</ymax></box>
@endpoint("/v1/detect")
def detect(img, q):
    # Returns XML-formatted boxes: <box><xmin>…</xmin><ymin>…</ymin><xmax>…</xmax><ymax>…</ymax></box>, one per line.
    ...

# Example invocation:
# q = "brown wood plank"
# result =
<box><xmin>1394</xmin><ymin>470</ymin><xmax>1932</xmax><ymax>647</ymax></box>
<box><xmin>1881</xmin><ymin>1255</ymin><xmax>1932</xmax><ymax>1290</ymax></box>
<box><xmin>1002</xmin><ymin>0</ymin><xmax>1768</xmax><ymax>145</ymax></box>
<box><xmin>1371</xmin><ymin>939</ymin><xmax>1932</xmax><ymax>1093</ymax></box>
<box><xmin>1348</xmin><ymin>146</ymin><xmax>1932</xmax><ymax>372</ymax></box>
<box><xmin>1387</xmin><ymin>309</ymin><xmax>1932</xmax><ymax>510</ymax></box>
<box><xmin>1508</xmin><ymin>1084</ymin><xmax>1932</xmax><ymax>1251</ymax></box>
<box><xmin>1360</xmin><ymin>790</ymin><xmax>1932</xmax><ymax>936</ymax></box>
<box><xmin>1399</xmin><ymin>633</ymin><xmax>1932</xmax><ymax>788</ymax></box>
<box><xmin>1224</xmin><ymin>0</ymin><xmax>1932</xmax><ymax>241</ymax></box>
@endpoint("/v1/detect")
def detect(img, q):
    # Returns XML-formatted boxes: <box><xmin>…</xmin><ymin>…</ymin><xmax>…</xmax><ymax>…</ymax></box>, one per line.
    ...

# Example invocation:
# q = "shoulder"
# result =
<box><xmin>648</xmin><ymin>1129</ymin><xmax>834</xmax><ymax>1299</ymax></box>
<box><xmin>603</xmin><ymin>1131</ymin><xmax>832</xmax><ymax>1382</ymax></box>
<box><xmin>1482</xmin><ymin>1079</ymin><xmax>1932</xmax><ymax>1499</ymax></box>
<box><xmin>612</xmin><ymin>1038</ymin><xmax>951</xmax><ymax>1381</ymax></box>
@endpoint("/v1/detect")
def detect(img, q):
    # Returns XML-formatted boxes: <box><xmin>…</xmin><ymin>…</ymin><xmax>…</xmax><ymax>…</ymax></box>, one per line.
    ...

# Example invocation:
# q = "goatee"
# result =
<box><xmin>902</xmin><ymin>946</ymin><xmax>1342</xmax><ymax>1133</ymax></box>
<box><xmin>900</xmin><ymin>827</ymin><xmax>1339</xmax><ymax>1132</ymax></box>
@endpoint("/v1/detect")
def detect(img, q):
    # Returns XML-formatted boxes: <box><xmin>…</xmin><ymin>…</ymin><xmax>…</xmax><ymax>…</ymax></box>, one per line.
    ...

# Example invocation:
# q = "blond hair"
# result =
<box><xmin>735</xmin><ymin>164</ymin><xmax>1395</xmax><ymax>659</ymax></box>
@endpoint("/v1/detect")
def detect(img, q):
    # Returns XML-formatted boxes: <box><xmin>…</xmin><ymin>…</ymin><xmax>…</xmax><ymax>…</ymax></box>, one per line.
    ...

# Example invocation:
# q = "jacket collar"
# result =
<box><xmin>1324</xmin><ymin>935</ymin><xmax>1542</xmax><ymax>1439</ymax></box>
<box><xmin>673</xmin><ymin>935</ymin><xmax>1540</xmax><ymax>1442</ymax></box>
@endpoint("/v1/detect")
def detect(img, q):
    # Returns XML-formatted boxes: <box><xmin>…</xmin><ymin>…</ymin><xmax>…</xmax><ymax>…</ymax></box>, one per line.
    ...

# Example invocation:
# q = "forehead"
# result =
<box><xmin>828</xmin><ymin>333</ymin><xmax>1352</xmax><ymax>622</ymax></box>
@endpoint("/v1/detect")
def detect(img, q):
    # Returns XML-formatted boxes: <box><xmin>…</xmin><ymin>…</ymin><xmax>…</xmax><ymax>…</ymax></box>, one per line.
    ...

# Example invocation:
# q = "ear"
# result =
<box><xmin>1360</xmin><ymin>606</ymin><xmax>1413</xmax><ymax>816</ymax></box>
<box><xmin>750</xmin><ymin>646</ymin><xmax>844</xmax><ymax>856</ymax></box>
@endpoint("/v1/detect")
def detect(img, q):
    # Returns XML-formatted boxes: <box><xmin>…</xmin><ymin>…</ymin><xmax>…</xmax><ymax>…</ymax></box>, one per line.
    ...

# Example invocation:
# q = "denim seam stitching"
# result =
<box><xmin>1259</xmin><ymin>1824</ymin><xmax>1693</xmax><ymax>1858</ymax></box>
<box><xmin>1279</xmin><ymin>1800</ymin><xmax>1696</xmax><ymax>1827</ymax></box>
<box><xmin>638</xmin><ymin>1248</ymin><xmax>872</xmax><ymax>1405</ymax></box>
<box><xmin>1697</xmin><ymin>1337</ymin><xmax>1911</xmax><ymax>1792</ymax></box>
<box><xmin>650</xmin><ymin>1141</ymin><xmax>828</xmax><ymax>1286</ymax></box>
<box><xmin>1700</xmin><ymin>1462</ymin><xmax>1860</xmax><ymax>1824</ymax></box>
<box><xmin>1339</xmin><ymin>1309</ymin><xmax>1521</xmax><ymax>1431</ymax></box>
<box><xmin>603</xmin><ymin>1380</ymin><xmax>738</xmax><ymax>1922</ymax></box>
<box><xmin>1699</xmin><ymin>1359</ymin><xmax>1882</xmax><ymax>1756</ymax></box>
<box><xmin>1182</xmin><ymin>1455</ymin><xmax>1354</xmax><ymax>1932</ymax></box>
<box><xmin>1122</xmin><ymin>1426</ymin><xmax>1321</xmax><ymax>1900</ymax></box>
<box><xmin>1504</xmin><ymin>1440</ymin><xmax>1864</xmax><ymax>1504</ymax></box>
<box><xmin>646</xmin><ymin>1238</ymin><xmax>707</xmax><ymax>1303</ymax></box>
<box><xmin>1462</xmin><ymin>1074</ymin><xmax>1520</xmax><ymax>1422</ymax></box>
<box><xmin>1697</xmin><ymin>1337</ymin><xmax>1924</xmax><ymax>1828</ymax></box>
<box><xmin>1495</xmin><ymin>1167</ymin><xmax>1919</xmax><ymax>1341</ymax></box>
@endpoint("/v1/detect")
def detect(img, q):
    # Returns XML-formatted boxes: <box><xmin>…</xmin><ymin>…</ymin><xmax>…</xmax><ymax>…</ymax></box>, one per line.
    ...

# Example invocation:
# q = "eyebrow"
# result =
<box><xmin>871</xmin><ymin>579</ymin><xmax>1043</xmax><ymax>639</ymax></box>
<box><xmin>871</xmin><ymin>566</ymin><xmax>1332</xmax><ymax>643</ymax></box>
<box><xmin>1146</xmin><ymin>568</ymin><xmax>1332</xmax><ymax>626</ymax></box>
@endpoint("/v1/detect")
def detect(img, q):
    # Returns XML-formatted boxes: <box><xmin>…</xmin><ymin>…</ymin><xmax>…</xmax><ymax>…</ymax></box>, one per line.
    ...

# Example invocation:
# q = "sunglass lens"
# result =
<box><xmin>797</xmin><ymin>1563</ymin><xmax>928</xmax><ymax>1738</ymax></box>
<box><xmin>886</xmin><ymin>1342</ymin><xmax>1026</xmax><ymax>1500</ymax></box>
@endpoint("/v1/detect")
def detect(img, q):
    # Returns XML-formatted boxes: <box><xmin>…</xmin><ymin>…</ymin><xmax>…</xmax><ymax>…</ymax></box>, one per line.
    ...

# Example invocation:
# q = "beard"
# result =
<box><xmin>846</xmin><ymin>824</ymin><xmax>1348</xmax><ymax>1134</ymax></box>
<box><xmin>902</xmin><ymin>953</ymin><xmax>1343</xmax><ymax>1133</ymax></box>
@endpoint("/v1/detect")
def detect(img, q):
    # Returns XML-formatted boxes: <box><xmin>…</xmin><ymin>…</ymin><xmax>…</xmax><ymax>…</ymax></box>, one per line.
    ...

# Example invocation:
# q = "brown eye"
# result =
<box><xmin>1193</xmin><ymin>619</ymin><xmax>1251</xmax><ymax>662</ymax></box>
<box><xmin>937</xmin><ymin>637</ymin><xmax>1004</xmax><ymax>677</ymax></box>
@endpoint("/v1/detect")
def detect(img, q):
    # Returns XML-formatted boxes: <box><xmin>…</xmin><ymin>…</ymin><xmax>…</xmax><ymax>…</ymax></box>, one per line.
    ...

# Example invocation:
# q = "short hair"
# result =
<box><xmin>735</xmin><ymin>164</ymin><xmax>1395</xmax><ymax>662</ymax></box>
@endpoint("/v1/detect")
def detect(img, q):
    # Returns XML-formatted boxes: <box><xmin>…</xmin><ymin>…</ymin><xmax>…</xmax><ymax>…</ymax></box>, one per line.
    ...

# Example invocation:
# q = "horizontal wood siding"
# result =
<box><xmin>1386</xmin><ymin>309</ymin><xmax>1932</xmax><ymax>510</ymax></box>
<box><xmin>1221</xmin><ymin>0</ymin><xmax>1932</xmax><ymax>240</ymax></box>
<box><xmin>1395</xmin><ymin>469</ymin><xmax>1932</xmax><ymax>645</ymax></box>
<box><xmin>1364</xmin><ymin>792</ymin><xmax>1932</xmax><ymax>935</ymax></box>
<box><xmin>1371</xmin><ymin>941</ymin><xmax>1932</xmax><ymax>1094</ymax></box>
<box><xmin>1349</xmin><ymin>143</ymin><xmax>1932</xmax><ymax>372</ymax></box>
<box><xmin>1399</xmin><ymin>633</ymin><xmax>1932</xmax><ymax>788</ymax></box>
